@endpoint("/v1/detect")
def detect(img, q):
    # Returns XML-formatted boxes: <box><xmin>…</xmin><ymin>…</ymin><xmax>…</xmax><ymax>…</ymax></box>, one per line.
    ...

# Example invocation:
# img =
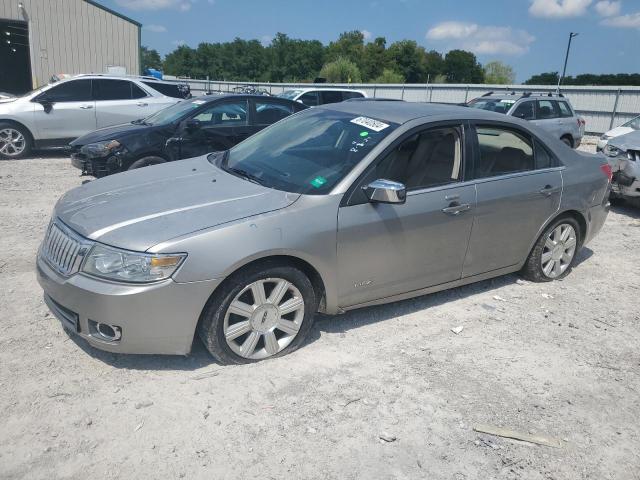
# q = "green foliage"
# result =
<box><xmin>141</xmin><ymin>46</ymin><xmax>162</xmax><ymax>71</ymax></box>
<box><xmin>326</xmin><ymin>31</ymin><xmax>365</xmax><ymax>69</ymax></box>
<box><xmin>524</xmin><ymin>72</ymin><xmax>559</xmax><ymax>85</ymax></box>
<box><xmin>374</xmin><ymin>68</ymin><xmax>404</xmax><ymax>83</ymax></box>
<box><xmin>361</xmin><ymin>37</ymin><xmax>388</xmax><ymax>81</ymax></box>
<box><xmin>319</xmin><ymin>57</ymin><xmax>362</xmax><ymax>83</ymax></box>
<box><xmin>525</xmin><ymin>72</ymin><xmax>640</xmax><ymax>86</ymax></box>
<box><xmin>267</xmin><ymin>33</ymin><xmax>325</xmax><ymax>82</ymax></box>
<box><xmin>483</xmin><ymin>61</ymin><xmax>516</xmax><ymax>85</ymax></box>
<box><xmin>444</xmin><ymin>50</ymin><xmax>484</xmax><ymax>83</ymax></box>
<box><xmin>385</xmin><ymin>40</ymin><xmax>428</xmax><ymax>83</ymax></box>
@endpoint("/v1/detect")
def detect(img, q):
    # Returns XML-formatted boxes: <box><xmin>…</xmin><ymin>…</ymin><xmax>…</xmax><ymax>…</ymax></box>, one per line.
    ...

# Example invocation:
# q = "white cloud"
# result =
<box><xmin>361</xmin><ymin>29</ymin><xmax>372</xmax><ymax>41</ymax></box>
<box><xmin>143</xmin><ymin>24</ymin><xmax>167</xmax><ymax>33</ymax></box>
<box><xmin>426</xmin><ymin>22</ymin><xmax>535</xmax><ymax>56</ymax></box>
<box><xmin>594</xmin><ymin>0</ymin><xmax>621</xmax><ymax>16</ymax></box>
<box><xmin>601</xmin><ymin>12</ymin><xmax>640</xmax><ymax>27</ymax></box>
<box><xmin>115</xmin><ymin>0</ymin><xmax>192</xmax><ymax>11</ymax></box>
<box><xmin>528</xmin><ymin>0</ymin><xmax>592</xmax><ymax>18</ymax></box>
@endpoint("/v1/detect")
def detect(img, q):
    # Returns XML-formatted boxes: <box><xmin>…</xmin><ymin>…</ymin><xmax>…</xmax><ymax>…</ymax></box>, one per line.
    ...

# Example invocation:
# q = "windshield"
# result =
<box><xmin>277</xmin><ymin>89</ymin><xmax>304</xmax><ymax>100</ymax></box>
<box><xmin>622</xmin><ymin>115</ymin><xmax>640</xmax><ymax>130</ymax></box>
<box><xmin>467</xmin><ymin>98</ymin><xmax>515</xmax><ymax>114</ymax></box>
<box><xmin>215</xmin><ymin>108</ymin><xmax>398</xmax><ymax>195</ymax></box>
<box><xmin>142</xmin><ymin>98</ymin><xmax>206</xmax><ymax>125</ymax></box>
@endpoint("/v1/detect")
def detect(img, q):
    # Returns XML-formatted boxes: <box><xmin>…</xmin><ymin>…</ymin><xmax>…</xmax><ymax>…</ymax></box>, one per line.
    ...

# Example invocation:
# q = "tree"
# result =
<box><xmin>141</xmin><ymin>46</ymin><xmax>162</xmax><ymax>71</ymax></box>
<box><xmin>361</xmin><ymin>37</ymin><xmax>388</xmax><ymax>81</ymax></box>
<box><xmin>424</xmin><ymin>50</ymin><xmax>444</xmax><ymax>80</ymax></box>
<box><xmin>266</xmin><ymin>33</ymin><xmax>325</xmax><ymax>82</ymax></box>
<box><xmin>319</xmin><ymin>57</ymin><xmax>362</xmax><ymax>83</ymax></box>
<box><xmin>325</xmin><ymin>31</ymin><xmax>365</xmax><ymax>69</ymax></box>
<box><xmin>483</xmin><ymin>61</ymin><xmax>516</xmax><ymax>85</ymax></box>
<box><xmin>374</xmin><ymin>68</ymin><xmax>404</xmax><ymax>83</ymax></box>
<box><xmin>524</xmin><ymin>72</ymin><xmax>559</xmax><ymax>85</ymax></box>
<box><xmin>386</xmin><ymin>40</ymin><xmax>428</xmax><ymax>83</ymax></box>
<box><xmin>443</xmin><ymin>50</ymin><xmax>484</xmax><ymax>83</ymax></box>
<box><xmin>163</xmin><ymin>45</ymin><xmax>198</xmax><ymax>77</ymax></box>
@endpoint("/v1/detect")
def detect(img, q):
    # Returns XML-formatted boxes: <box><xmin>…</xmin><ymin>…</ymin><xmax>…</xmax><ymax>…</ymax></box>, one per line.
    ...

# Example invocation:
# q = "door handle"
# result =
<box><xmin>539</xmin><ymin>185</ymin><xmax>560</xmax><ymax>196</ymax></box>
<box><xmin>136</xmin><ymin>102</ymin><xmax>148</xmax><ymax>107</ymax></box>
<box><xmin>442</xmin><ymin>202</ymin><xmax>471</xmax><ymax>216</ymax></box>
<box><xmin>79</xmin><ymin>105</ymin><xmax>93</xmax><ymax>109</ymax></box>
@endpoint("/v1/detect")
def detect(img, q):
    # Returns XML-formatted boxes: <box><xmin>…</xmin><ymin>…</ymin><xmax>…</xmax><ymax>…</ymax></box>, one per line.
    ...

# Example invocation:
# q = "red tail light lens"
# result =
<box><xmin>600</xmin><ymin>163</ymin><xmax>613</xmax><ymax>181</ymax></box>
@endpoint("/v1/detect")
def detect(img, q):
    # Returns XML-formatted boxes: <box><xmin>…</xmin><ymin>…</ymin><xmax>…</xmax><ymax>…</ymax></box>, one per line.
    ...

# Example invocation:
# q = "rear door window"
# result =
<box><xmin>320</xmin><ymin>91</ymin><xmax>344</xmax><ymax>105</ymax></box>
<box><xmin>93</xmin><ymin>79</ymin><xmax>135</xmax><ymax>101</ymax></box>
<box><xmin>474</xmin><ymin>126</ymin><xmax>534</xmax><ymax>178</ymax></box>
<box><xmin>142</xmin><ymin>81</ymin><xmax>188</xmax><ymax>99</ymax></box>
<box><xmin>254</xmin><ymin>100</ymin><xmax>293</xmax><ymax>124</ymax></box>
<box><xmin>342</xmin><ymin>91</ymin><xmax>364</xmax><ymax>100</ymax></box>
<box><xmin>40</xmin><ymin>80</ymin><xmax>92</xmax><ymax>102</ymax></box>
<box><xmin>536</xmin><ymin>100</ymin><xmax>560</xmax><ymax>120</ymax></box>
<box><xmin>534</xmin><ymin>140</ymin><xmax>557</xmax><ymax>169</ymax></box>
<box><xmin>192</xmin><ymin>100</ymin><xmax>248</xmax><ymax>126</ymax></box>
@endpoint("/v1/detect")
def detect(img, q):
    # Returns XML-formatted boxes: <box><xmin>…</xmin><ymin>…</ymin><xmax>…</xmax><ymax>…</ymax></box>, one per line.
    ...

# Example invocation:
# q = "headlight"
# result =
<box><xmin>604</xmin><ymin>144</ymin><xmax>623</xmax><ymax>157</ymax></box>
<box><xmin>81</xmin><ymin>140</ymin><xmax>121</xmax><ymax>157</ymax></box>
<box><xmin>82</xmin><ymin>244</ymin><xmax>186</xmax><ymax>283</ymax></box>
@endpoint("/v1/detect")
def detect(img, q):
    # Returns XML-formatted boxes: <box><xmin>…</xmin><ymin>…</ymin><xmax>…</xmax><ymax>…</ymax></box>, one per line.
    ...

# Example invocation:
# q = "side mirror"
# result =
<box><xmin>185</xmin><ymin>118</ymin><xmax>201</xmax><ymax>132</ymax></box>
<box><xmin>37</xmin><ymin>96</ymin><xmax>53</xmax><ymax>114</ymax></box>
<box><xmin>363</xmin><ymin>179</ymin><xmax>406</xmax><ymax>204</ymax></box>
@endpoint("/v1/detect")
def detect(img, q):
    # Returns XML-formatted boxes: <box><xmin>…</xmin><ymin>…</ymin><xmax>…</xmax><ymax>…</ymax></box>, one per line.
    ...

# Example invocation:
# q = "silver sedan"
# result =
<box><xmin>37</xmin><ymin>101</ymin><xmax>611</xmax><ymax>364</ymax></box>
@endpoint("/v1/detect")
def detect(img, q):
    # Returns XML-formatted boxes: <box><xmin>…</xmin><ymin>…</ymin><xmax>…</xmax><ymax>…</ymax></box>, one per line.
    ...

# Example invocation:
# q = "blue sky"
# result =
<box><xmin>101</xmin><ymin>0</ymin><xmax>640</xmax><ymax>82</ymax></box>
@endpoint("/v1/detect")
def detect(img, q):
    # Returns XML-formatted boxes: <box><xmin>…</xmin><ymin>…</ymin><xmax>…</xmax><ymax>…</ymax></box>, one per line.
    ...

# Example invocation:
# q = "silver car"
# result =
<box><xmin>468</xmin><ymin>92</ymin><xmax>585</xmax><ymax>148</ymax></box>
<box><xmin>0</xmin><ymin>75</ymin><xmax>186</xmax><ymax>159</ymax></box>
<box><xmin>37</xmin><ymin>101</ymin><xmax>611</xmax><ymax>364</ymax></box>
<box><xmin>603</xmin><ymin>130</ymin><xmax>640</xmax><ymax>207</ymax></box>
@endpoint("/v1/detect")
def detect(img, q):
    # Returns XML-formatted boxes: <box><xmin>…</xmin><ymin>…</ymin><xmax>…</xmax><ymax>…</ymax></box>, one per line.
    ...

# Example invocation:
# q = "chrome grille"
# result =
<box><xmin>40</xmin><ymin>222</ymin><xmax>92</xmax><ymax>276</ymax></box>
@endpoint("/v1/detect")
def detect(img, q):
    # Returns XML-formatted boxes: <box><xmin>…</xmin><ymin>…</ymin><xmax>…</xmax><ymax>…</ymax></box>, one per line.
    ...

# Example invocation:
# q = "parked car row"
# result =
<box><xmin>0</xmin><ymin>74</ymin><xmax>190</xmax><ymax>159</ymax></box>
<box><xmin>35</xmin><ymin>98</ymin><xmax>612</xmax><ymax>364</ymax></box>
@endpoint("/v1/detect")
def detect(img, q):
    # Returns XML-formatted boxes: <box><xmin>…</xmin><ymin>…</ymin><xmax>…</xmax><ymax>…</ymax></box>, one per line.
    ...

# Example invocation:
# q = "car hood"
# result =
<box><xmin>605</xmin><ymin>126</ymin><xmax>633</xmax><ymax>139</ymax></box>
<box><xmin>609</xmin><ymin>130</ymin><xmax>640</xmax><ymax>151</ymax></box>
<box><xmin>70</xmin><ymin>122</ymin><xmax>154</xmax><ymax>147</ymax></box>
<box><xmin>54</xmin><ymin>155</ymin><xmax>300</xmax><ymax>252</ymax></box>
<box><xmin>0</xmin><ymin>97</ymin><xmax>16</xmax><ymax>104</ymax></box>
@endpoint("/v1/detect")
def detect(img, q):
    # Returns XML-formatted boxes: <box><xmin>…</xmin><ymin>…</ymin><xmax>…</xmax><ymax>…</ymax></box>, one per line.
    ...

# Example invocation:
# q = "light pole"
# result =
<box><xmin>557</xmin><ymin>32</ymin><xmax>579</xmax><ymax>91</ymax></box>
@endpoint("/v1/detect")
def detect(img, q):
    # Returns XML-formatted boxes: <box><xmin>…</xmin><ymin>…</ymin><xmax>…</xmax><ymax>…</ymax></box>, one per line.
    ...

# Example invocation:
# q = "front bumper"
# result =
<box><xmin>36</xmin><ymin>255</ymin><xmax>219</xmax><ymax>355</ymax></box>
<box><xmin>70</xmin><ymin>148</ymin><xmax>130</xmax><ymax>178</ymax></box>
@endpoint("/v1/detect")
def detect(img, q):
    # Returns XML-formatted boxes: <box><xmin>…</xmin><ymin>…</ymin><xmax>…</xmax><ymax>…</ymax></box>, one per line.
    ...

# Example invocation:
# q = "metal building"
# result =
<box><xmin>0</xmin><ymin>0</ymin><xmax>140</xmax><ymax>94</ymax></box>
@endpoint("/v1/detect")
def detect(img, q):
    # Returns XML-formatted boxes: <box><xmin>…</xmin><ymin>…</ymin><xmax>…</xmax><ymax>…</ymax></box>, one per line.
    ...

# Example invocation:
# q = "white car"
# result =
<box><xmin>597</xmin><ymin>115</ymin><xmax>640</xmax><ymax>152</ymax></box>
<box><xmin>277</xmin><ymin>88</ymin><xmax>366</xmax><ymax>107</ymax></box>
<box><xmin>0</xmin><ymin>75</ymin><xmax>189</xmax><ymax>159</ymax></box>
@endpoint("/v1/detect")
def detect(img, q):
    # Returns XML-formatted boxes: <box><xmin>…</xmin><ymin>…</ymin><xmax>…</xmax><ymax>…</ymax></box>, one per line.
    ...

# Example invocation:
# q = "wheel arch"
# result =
<box><xmin>560</xmin><ymin>134</ymin><xmax>574</xmax><ymax>148</ymax></box>
<box><xmin>123</xmin><ymin>152</ymin><xmax>170</xmax><ymax>170</ymax></box>
<box><xmin>525</xmin><ymin>208</ymin><xmax>588</xmax><ymax>263</ymax></box>
<box><xmin>203</xmin><ymin>254</ymin><xmax>328</xmax><ymax>315</ymax></box>
<box><xmin>0</xmin><ymin>118</ymin><xmax>35</xmax><ymax>143</ymax></box>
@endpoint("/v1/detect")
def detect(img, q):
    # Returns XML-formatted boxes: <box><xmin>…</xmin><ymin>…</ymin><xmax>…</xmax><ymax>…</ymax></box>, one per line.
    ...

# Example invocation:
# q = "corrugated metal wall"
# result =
<box><xmin>0</xmin><ymin>0</ymin><xmax>140</xmax><ymax>88</ymax></box>
<box><xmin>181</xmin><ymin>79</ymin><xmax>640</xmax><ymax>135</ymax></box>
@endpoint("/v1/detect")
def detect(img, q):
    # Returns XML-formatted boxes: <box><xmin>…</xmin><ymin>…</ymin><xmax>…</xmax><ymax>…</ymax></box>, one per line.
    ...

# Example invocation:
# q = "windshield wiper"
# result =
<box><xmin>226</xmin><ymin>167</ymin><xmax>265</xmax><ymax>186</ymax></box>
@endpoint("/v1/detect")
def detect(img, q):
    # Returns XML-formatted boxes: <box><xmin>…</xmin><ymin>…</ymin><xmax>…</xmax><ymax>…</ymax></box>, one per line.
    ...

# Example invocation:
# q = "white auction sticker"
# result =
<box><xmin>350</xmin><ymin>116</ymin><xmax>390</xmax><ymax>132</ymax></box>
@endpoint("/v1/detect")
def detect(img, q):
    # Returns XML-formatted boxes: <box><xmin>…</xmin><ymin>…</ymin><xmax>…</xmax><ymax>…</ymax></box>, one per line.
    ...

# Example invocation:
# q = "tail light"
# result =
<box><xmin>600</xmin><ymin>163</ymin><xmax>613</xmax><ymax>181</ymax></box>
<box><xmin>577</xmin><ymin>118</ymin><xmax>586</xmax><ymax>128</ymax></box>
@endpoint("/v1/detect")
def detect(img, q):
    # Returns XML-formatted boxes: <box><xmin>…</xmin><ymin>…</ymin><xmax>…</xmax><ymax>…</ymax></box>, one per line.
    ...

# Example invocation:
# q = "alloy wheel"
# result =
<box><xmin>541</xmin><ymin>223</ymin><xmax>577</xmax><ymax>279</ymax></box>
<box><xmin>0</xmin><ymin>128</ymin><xmax>26</xmax><ymax>157</ymax></box>
<box><xmin>223</xmin><ymin>278</ymin><xmax>305</xmax><ymax>360</ymax></box>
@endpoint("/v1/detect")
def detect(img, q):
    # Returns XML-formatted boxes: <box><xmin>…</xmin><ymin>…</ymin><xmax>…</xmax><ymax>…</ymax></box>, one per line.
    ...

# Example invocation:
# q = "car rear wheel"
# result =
<box><xmin>0</xmin><ymin>123</ymin><xmax>32</xmax><ymax>159</ymax></box>
<box><xmin>127</xmin><ymin>156</ymin><xmax>166</xmax><ymax>170</ymax></box>
<box><xmin>521</xmin><ymin>217</ymin><xmax>581</xmax><ymax>282</ymax></box>
<box><xmin>198</xmin><ymin>263</ymin><xmax>317</xmax><ymax>364</ymax></box>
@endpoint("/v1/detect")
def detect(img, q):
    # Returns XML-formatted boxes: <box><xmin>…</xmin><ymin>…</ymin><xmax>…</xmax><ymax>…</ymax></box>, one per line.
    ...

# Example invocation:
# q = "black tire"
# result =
<box><xmin>127</xmin><ymin>156</ymin><xmax>166</xmax><ymax>170</ymax></box>
<box><xmin>560</xmin><ymin>135</ymin><xmax>573</xmax><ymax>148</ymax></box>
<box><xmin>0</xmin><ymin>122</ymin><xmax>32</xmax><ymax>159</ymax></box>
<box><xmin>521</xmin><ymin>216</ymin><xmax>582</xmax><ymax>283</ymax></box>
<box><xmin>197</xmin><ymin>262</ymin><xmax>317</xmax><ymax>364</ymax></box>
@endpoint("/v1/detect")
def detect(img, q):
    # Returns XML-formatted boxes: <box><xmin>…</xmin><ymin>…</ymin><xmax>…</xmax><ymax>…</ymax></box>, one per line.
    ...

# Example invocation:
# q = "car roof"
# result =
<box><xmin>318</xmin><ymin>99</ymin><xmax>508</xmax><ymax>125</ymax></box>
<box><xmin>185</xmin><ymin>93</ymin><xmax>301</xmax><ymax>104</ymax></box>
<box><xmin>285</xmin><ymin>87</ymin><xmax>366</xmax><ymax>94</ymax></box>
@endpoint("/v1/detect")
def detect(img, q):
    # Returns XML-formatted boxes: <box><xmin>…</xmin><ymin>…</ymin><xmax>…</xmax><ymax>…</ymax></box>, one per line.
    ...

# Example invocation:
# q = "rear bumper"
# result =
<box><xmin>584</xmin><ymin>202</ymin><xmax>610</xmax><ymax>245</ymax></box>
<box><xmin>36</xmin><ymin>255</ymin><xmax>219</xmax><ymax>355</ymax></box>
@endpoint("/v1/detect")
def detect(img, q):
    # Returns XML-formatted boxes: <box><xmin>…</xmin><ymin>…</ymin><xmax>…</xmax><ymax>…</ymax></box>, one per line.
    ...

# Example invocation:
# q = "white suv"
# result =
<box><xmin>277</xmin><ymin>88</ymin><xmax>366</xmax><ymax>107</ymax></box>
<box><xmin>0</xmin><ymin>75</ymin><xmax>188</xmax><ymax>159</ymax></box>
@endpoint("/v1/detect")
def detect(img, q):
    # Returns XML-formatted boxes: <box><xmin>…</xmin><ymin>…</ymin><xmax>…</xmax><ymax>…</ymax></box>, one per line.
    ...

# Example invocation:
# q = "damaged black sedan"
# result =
<box><xmin>70</xmin><ymin>94</ymin><xmax>306</xmax><ymax>178</ymax></box>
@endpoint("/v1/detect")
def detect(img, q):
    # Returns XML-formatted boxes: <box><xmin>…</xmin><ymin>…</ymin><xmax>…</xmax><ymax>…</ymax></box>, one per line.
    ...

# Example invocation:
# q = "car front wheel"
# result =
<box><xmin>198</xmin><ymin>263</ymin><xmax>317</xmax><ymax>364</ymax></box>
<box><xmin>0</xmin><ymin>123</ymin><xmax>32</xmax><ymax>159</ymax></box>
<box><xmin>522</xmin><ymin>217</ymin><xmax>581</xmax><ymax>282</ymax></box>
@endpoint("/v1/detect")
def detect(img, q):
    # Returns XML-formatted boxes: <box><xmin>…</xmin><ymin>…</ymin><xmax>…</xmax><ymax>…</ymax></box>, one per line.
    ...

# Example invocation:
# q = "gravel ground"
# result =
<box><xmin>1</xmin><ymin>138</ymin><xmax>640</xmax><ymax>480</ymax></box>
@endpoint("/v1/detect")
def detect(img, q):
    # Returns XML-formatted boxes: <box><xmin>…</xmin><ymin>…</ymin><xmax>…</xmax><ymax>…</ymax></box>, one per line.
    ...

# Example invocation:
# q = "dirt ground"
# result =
<box><xmin>1</xmin><ymin>138</ymin><xmax>639</xmax><ymax>480</ymax></box>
